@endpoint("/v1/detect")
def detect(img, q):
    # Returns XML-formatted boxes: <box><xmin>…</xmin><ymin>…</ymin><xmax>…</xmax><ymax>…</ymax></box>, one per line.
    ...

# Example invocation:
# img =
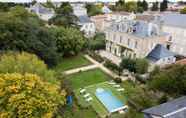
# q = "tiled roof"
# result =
<box><xmin>143</xmin><ymin>96</ymin><xmax>186</xmax><ymax>118</ymax></box>
<box><xmin>147</xmin><ymin>44</ymin><xmax>175</xmax><ymax>62</ymax></box>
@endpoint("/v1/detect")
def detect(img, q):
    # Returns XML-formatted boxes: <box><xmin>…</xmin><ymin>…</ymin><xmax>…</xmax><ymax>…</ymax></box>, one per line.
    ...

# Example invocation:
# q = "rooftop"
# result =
<box><xmin>78</xmin><ymin>15</ymin><xmax>91</xmax><ymax>23</ymax></box>
<box><xmin>161</xmin><ymin>13</ymin><xmax>186</xmax><ymax>28</ymax></box>
<box><xmin>143</xmin><ymin>96</ymin><xmax>186</xmax><ymax>118</ymax></box>
<box><xmin>147</xmin><ymin>44</ymin><xmax>175</xmax><ymax>62</ymax></box>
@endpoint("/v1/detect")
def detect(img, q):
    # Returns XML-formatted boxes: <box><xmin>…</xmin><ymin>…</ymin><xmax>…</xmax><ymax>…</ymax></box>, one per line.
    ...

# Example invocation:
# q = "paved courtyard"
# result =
<box><xmin>99</xmin><ymin>50</ymin><xmax>122</xmax><ymax>65</ymax></box>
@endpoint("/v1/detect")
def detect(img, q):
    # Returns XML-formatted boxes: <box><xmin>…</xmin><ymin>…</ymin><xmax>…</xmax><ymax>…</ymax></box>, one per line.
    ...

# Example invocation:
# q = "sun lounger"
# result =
<box><xmin>108</xmin><ymin>81</ymin><xmax>116</xmax><ymax>85</ymax></box>
<box><xmin>117</xmin><ymin>88</ymin><xmax>125</xmax><ymax>91</ymax></box>
<box><xmin>113</xmin><ymin>84</ymin><xmax>121</xmax><ymax>88</ymax></box>
<box><xmin>86</xmin><ymin>97</ymin><xmax>93</xmax><ymax>102</ymax></box>
<box><xmin>80</xmin><ymin>89</ymin><xmax>86</xmax><ymax>94</ymax></box>
<box><xmin>83</xmin><ymin>93</ymin><xmax>90</xmax><ymax>98</ymax></box>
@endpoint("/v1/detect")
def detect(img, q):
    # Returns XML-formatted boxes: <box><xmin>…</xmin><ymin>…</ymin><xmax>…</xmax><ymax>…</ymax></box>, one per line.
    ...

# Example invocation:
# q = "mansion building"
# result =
<box><xmin>105</xmin><ymin>19</ymin><xmax>171</xmax><ymax>61</ymax></box>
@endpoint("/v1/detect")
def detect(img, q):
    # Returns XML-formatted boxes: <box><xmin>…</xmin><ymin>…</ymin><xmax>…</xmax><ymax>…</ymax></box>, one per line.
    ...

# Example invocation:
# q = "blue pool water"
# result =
<box><xmin>95</xmin><ymin>88</ymin><xmax>124</xmax><ymax>113</ymax></box>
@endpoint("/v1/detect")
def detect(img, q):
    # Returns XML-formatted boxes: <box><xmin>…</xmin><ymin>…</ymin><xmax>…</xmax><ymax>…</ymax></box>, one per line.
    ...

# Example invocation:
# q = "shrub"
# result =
<box><xmin>88</xmin><ymin>51</ymin><xmax>104</xmax><ymax>63</ymax></box>
<box><xmin>114</xmin><ymin>77</ymin><xmax>122</xmax><ymax>83</ymax></box>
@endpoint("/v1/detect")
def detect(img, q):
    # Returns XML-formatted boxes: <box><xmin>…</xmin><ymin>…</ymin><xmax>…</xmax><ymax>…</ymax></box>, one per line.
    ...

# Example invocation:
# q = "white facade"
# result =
<box><xmin>71</xmin><ymin>3</ymin><xmax>87</xmax><ymax>16</ymax></box>
<box><xmin>106</xmin><ymin>12</ymin><xmax>136</xmax><ymax>22</ymax></box>
<box><xmin>80</xmin><ymin>22</ymin><xmax>96</xmax><ymax>37</ymax></box>
<box><xmin>162</xmin><ymin>25</ymin><xmax>186</xmax><ymax>56</ymax></box>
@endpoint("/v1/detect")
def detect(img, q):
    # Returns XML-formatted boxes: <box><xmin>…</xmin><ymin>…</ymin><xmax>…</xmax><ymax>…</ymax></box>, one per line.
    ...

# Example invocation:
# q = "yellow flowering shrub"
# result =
<box><xmin>0</xmin><ymin>52</ymin><xmax>56</xmax><ymax>83</ymax></box>
<box><xmin>0</xmin><ymin>73</ymin><xmax>66</xmax><ymax>118</ymax></box>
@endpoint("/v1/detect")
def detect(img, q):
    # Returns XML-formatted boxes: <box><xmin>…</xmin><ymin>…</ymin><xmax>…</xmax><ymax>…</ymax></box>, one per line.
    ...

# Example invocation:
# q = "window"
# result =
<box><xmin>120</xmin><ymin>36</ymin><xmax>122</xmax><ymax>43</ymax></box>
<box><xmin>113</xmin><ymin>34</ymin><xmax>116</xmax><ymax>41</ymax></box>
<box><xmin>135</xmin><ymin>41</ymin><xmax>138</xmax><ymax>48</ymax></box>
<box><xmin>127</xmin><ymin>39</ymin><xmax>130</xmax><ymax>46</ymax></box>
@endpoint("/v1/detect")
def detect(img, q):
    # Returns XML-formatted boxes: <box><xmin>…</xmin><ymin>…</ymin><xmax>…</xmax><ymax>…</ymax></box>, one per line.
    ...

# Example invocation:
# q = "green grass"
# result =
<box><xmin>66</xmin><ymin>69</ymin><xmax>111</xmax><ymax>89</ymax></box>
<box><xmin>74</xmin><ymin>82</ymin><xmax>127</xmax><ymax>118</ymax></box>
<box><xmin>54</xmin><ymin>54</ymin><xmax>91</xmax><ymax>72</ymax></box>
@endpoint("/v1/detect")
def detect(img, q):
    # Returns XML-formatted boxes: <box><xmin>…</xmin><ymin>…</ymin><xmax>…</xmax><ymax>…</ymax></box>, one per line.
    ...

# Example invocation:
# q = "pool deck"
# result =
<box><xmin>74</xmin><ymin>82</ymin><xmax>127</xmax><ymax>118</ymax></box>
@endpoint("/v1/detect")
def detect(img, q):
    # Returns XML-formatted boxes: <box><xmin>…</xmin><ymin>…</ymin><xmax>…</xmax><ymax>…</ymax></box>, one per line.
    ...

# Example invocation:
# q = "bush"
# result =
<box><xmin>88</xmin><ymin>33</ymin><xmax>105</xmax><ymax>50</ymax></box>
<box><xmin>88</xmin><ymin>51</ymin><xmax>104</xmax><ymax>63</ymax></box>
<box><xmin>114</xmin><ymin>77</ymin><xmax>122</xmax><ymax>83</ymax></box>
<box><xmin>135</xmin><ymin>59</ymin><xmax>149</xmax><ymax>74</ymax></box>
<box><xmin>180</xmin><ymin>7</ymin><xmax>186</xmax><ymax>14</ymax></box>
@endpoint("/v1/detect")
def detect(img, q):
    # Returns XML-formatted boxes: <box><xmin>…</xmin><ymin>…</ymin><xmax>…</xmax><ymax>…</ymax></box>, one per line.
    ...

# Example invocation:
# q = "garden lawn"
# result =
<box><xmin>66</xmin><ymin>69</ymin><xmax>111</xmax><ymax>89</ymax></box>
<box><xmin>74</xmin><ymin>82</ymin><xmax>127</xmax><ymax>118</ymax></box>
<box><xmin>54</xmin><ymin>54</ymin><xmax>91</xmax><ymax>72</ymax></box>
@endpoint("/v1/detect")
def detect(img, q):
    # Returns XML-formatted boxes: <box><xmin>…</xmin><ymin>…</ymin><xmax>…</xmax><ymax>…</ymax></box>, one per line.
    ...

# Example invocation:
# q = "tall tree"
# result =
<box><xmin>151</xmin><ymin>2</ymin><xmax>159</xmax><ymax>11</ymax></box>
<box><xmin>49</xmin><ymin>2</ymin><xmax>77</xmax><ymax>27</ymax></box>
<box><xmin>51</xmin><ymin>27</ymin><xmax>85</xmax><ymax>56</ymax></box>
<box><xmin>160</xmin><ymin>0</ymin><xmax>168</xmax><ymax>11</ymax></box>
<box><xmin>0</xmin><ymin>73</ymin><xmax>66</xmax><ymax>118</ymax></box>
<box><xmin>86</xmin><ymin>4</ymin><xmax>102</xmax><ymax>16</ymax></box>
<box><xmin>0</xmin><ymin>6</ymin><xmax>59</xmax><ymax>66</ymax></box>
<box><xmin>142</xmin><ymin>0</ymin><xmax>148</xmax><ymax>11</ymax></box>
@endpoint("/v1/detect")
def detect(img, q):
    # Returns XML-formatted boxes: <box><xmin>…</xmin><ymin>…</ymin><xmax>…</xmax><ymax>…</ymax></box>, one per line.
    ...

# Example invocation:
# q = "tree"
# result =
<box><xmin>180</xmin><ymin>7</ymin><xmax>186</xmax><ymax>14</ymax></box>
<box><xmin>135</xmin><ymin>59</ymin><xmax>149</xmax><ymax>74</ymax></box>
<box><xmin>160</xmin><ymin>0</ymin><xmax>168</xmax><ymax>11</ymax></box>
<box><xmin>0</xmin><ymin>73</ymin><xmax>66</xmax><ymax>118</ymax></box>
<box><xmin>51</xmin><ymin>27</ymin><xmax>85</xmax><ymax>56</ymax></box>
<box><xmin>149</xmin><ymin>64</ymin><xmax>186</xmax><ymax>96</ymax></box>
<box><xmin>49</xmin><ymin>2</ymin><xmax>77</xmax><ymax>27</ymax></box>
<box><xmin>124</xmin><ymin>1</ymin><xmax>138</xmax><ymax>12</ymax></box>
<box><xmin>142</xmin><ymin>0</ymin><xmax>148</xmax><ymax>11</ymax></box>
<box><xmin>87</xmin><ymin>33</ymin><xmax>105</xmax><ymax>50</ymax></box>
<box><xmin>0</xmin><ymin>52</ymin><xmax>55</xmax><ymax>83</ymax></box>
<box><xmin>151</xmin><ymin>2</ymin><xmax>159</xmax><ymax>11</ymax></box>
<box><xmin>120</xmin><ymin>58</ymin><xmax>136</xmax><ymax>72</ymax></box>
<box><xmin>86</xmin><ymin>4</ymin><xmax>102</xmax><ymax>16</ymax></box>
<box><xmin>0</xmin><ymin>6</ymin><xmax>59</xmax><ymax>66</ymax></box>
<box><xmin>137</xmin><ymin>1</ymin><xmax>144</xmax><ymax>13</ymax></box>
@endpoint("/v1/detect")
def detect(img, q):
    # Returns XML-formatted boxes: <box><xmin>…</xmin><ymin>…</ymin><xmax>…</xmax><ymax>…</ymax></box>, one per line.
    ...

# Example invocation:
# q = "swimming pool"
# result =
<box><xmin>95</xmin><ymin>88</ymin><xmax>126</xmax><ymax>113</ymax></box>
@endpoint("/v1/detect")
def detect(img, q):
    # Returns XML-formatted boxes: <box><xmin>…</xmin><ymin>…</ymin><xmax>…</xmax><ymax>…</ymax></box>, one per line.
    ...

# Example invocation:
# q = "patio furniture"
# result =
<box><xmin>80</xmin><ymin>89</ymin><xmax>86</xmax><ymax>94</ymax></box>
<box><xmin>117</xmin><ymin>88</ymin><xmax>125</xmax><ymax>91</ymax></box>
<box><xmin>113</xmin><ymin>84</ymin><xmax>121</xmax><ymax>88</ymax></box>
<box><xmin>83</xmin><ymin>93</ymin><xmax>90</xmax><ymax>98</ymax></box>
<box><xmin>86</xmin><ymin>97</ymin><xmax>93</xmax><ymax>102</ymax></box>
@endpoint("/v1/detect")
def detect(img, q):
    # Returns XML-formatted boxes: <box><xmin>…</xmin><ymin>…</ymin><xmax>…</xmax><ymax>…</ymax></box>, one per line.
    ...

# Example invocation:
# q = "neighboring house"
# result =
<box><xmin>78</xmin><ymin>15</ymin><xmax>96</xmax><ymax>37</ymax></box>
<box><xmin>91</xmin><ymin>14</ymin><xmax>107</xmax><ymax>32</ymax></box>
<box><xmin>104</xmin><ymin>19</ymin><xmax>169</xmax><ymax>59</ymax></box>
<box><xmin>106</xmin><ymin>12</ymin><xmax>136</xmax><ymax>22</ymax></box>
<box><xmin>160</xmin><ymin>13</ymin><xmax>186</xmax><ymax>57</ymax></box>
<box><xmin>28</xmin><ymin>3</ymin><xmax>55</xmax><ymax>21</ymax></box>
<box><xmin>72</xmin><ymin>3</ymin><xmax>96</xmax><ymax>37</ymax></box>
<box><xmin>91</xmin><ymin>12</ymin><xmax>136</xmax><ymax>32</ymax></box>
<box><xmin>147</xmin><ymin>44</ymin><xmax>176</xmax><ymax>66</ymax></box>
<box><xmin>71</xmin><ymin>3</ymin><xmax>87</xmax><ymax>17</ymax></box>
<box><xmin>102</xmin><ymin>5</ymin><xmax>112</xmax><ymax>14</ymax></box>
<box><xmin>142</xmin><ymin>96</ymin><xmax>186</xmax><ymax>118</ymax></box>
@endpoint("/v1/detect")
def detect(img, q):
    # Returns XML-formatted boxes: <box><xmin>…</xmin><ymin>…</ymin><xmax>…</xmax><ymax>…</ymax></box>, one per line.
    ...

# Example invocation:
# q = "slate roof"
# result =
<box><xmin>142</xmin><ymin>96</ymin><xmax>186</xmax><ymax>118</ymax></box>
<box><xmin>78</xmin><ymin>15</ymin><xmax>91</xmax><ymax>23</ymax></box>
<box><xmin>161</xmin><ymin>13</ymin><xmax>186</xmax><ymax>28</ymax></box>
<box><xmin>147</xmin><ymin>44</ymin><xmax>175</xmax><ymax>62</ymax></box>
<box><xmin>31</xmin><ymin>3</ymin><xmax>54</xmax><ymax>14</ymax></box>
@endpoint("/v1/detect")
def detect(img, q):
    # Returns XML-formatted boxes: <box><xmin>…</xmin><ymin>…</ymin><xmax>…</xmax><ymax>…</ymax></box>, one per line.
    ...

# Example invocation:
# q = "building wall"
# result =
<box><xmin>105</xmin><ymin>30</ymin><xmax>168</xmax><ymax>59</ymax></box>
<box><xmin>80</xmin><ymin>22</ymin><xmax>96</xmax><ymax>37</ymax></box>
<box><xmin>162</xmin><ymin>25</ymin><xmax>186</xmax><ymax>56</ymax></box>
